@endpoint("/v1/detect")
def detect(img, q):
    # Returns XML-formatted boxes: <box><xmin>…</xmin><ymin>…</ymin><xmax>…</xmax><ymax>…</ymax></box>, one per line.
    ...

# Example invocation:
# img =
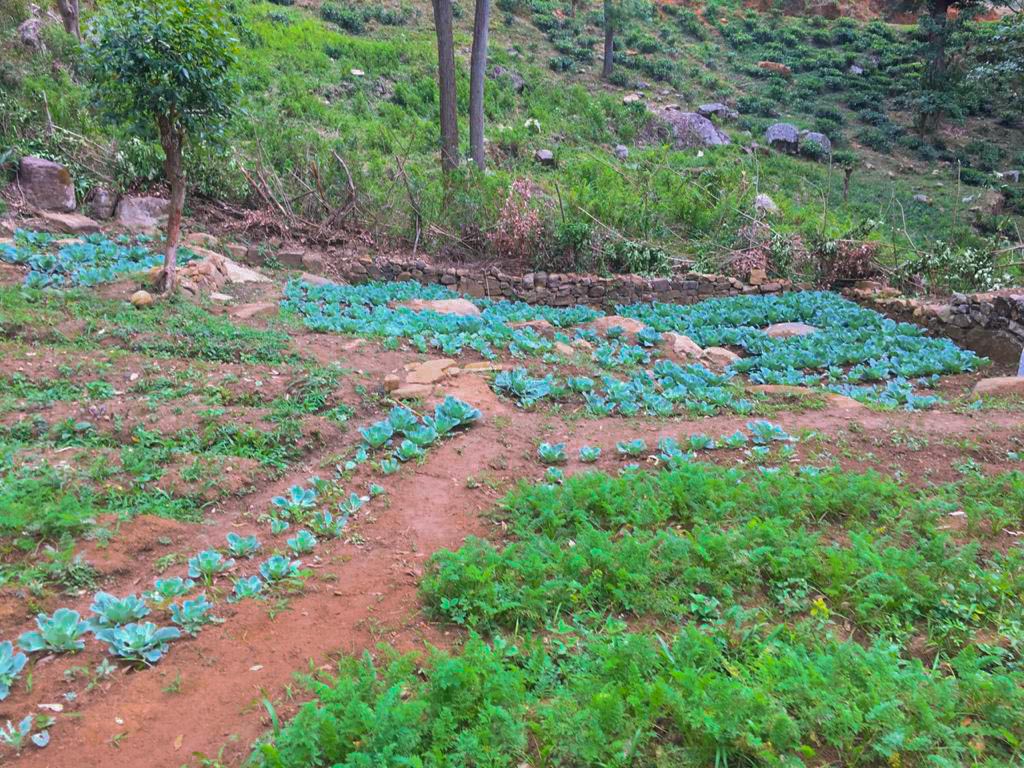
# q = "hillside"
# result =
<box><xmin>1</xmin><ymin>0</ymin><xmax>1022</xmax><ymax>291</ymax></box>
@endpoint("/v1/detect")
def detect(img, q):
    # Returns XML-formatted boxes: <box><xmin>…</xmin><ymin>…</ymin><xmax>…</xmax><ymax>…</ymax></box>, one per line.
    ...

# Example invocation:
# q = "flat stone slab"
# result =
<box><xmin>395</xmin><ymin>298</ymin><xmax>481</xmax><ymax>316</ymax></box>
<box><xmin>39</xmin><ymin>211</ymin><xmax>100</xmax><ymax>235</ymax></box>
<box><xmin>764</xmin><ymin>322</ymin><xmax>817</xmax><ymax>339</ymax></box>
<box><xmin>973</xmin><ymin>377</ymin><xmax>1024</xmax><ymax>398</ymax></box>
<box><xmin>404</xmin><ymin>358</ymin><xmax>458</xmax><ymax>385</ymax></box>
<box><xmin>589</xmin><ymin>315</ymin><xmax>648</xmax><ymax>338</ymax></box>
<box><xmin>702</xmin><ymin>346</ymin><xmax>740</xmax><ymax>368</ymax></box>
<box><xmin>230</xmin><ymin>302</ymin><xmax>278</xmax><ymax>320</ymax></box>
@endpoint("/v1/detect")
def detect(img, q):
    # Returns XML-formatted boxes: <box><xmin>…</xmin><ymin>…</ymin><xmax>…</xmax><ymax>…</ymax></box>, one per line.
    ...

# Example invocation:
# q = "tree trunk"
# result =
<box><xmin>469</xmin><ymin>0</ymin><xmax>491</xmax><ymax>170</ymax></box>
<box><xmin>158</xmin><ymin>119</ymin><xmax>185</xmax><ymax>295</ymax></box>
<box><xmin>918</xmin><ymin>0</ymin><xmax>951</xmax><ymax>133</ymax></box>
<box><xmin>55</xmin><ymin>0</ymin><xmax>80</xmax><ymax>40</ymax></box>
<box><xmin>602</xmin><ymin>0</ymin><xmax>615</xmax><ymax>79</ymax></box>
<box><xmin>431</xmin><ymin>0</ymin><xmax>460</xmax><ymax>174</ymax></box>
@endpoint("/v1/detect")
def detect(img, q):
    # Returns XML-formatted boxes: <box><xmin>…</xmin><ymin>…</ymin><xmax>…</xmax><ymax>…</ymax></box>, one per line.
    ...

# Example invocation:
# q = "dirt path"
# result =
<box><xmin>4</xmin><ymin>362</ymin><xmax>1023</xmax><ymax>766</ymax></box>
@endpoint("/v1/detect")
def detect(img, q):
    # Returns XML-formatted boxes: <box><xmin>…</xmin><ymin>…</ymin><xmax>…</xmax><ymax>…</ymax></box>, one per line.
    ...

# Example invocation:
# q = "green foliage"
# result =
<box><xmin>86</xmin><ymin>0</ymin><xmax>239</xmax><ymax>141</ymax></box>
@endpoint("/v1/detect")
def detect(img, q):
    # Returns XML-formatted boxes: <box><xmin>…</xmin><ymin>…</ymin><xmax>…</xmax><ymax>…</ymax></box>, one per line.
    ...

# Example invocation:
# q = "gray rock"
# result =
<box><xmin>800</xmin><ymin>130</ymin><xmax>832</xmax><ymax>157</ymax></box>
<box><xmin>697</xmin><ymin>102</ymin><xmax>738</xmax><ymax>121</ymax></box>
<box><xmin>116</xmin><ymin>196</ymin><xmax>169</xmax><ymax>232</ymax></box>
<box><xmin>18</xmin><ymin>17</ymin><xmax>43</xmax><ymax>49</ymax></box>
<box><xmin>490</xmin><ymin>65</ymin><xmax>526</xmax><ymax>93</ymax></box>
<box><xmin>848</xmin><ymin>64</ymin><xmax>864</xmax><ymax>75</ymax></box>
<box><xmin>1003</xmin><ymin>170</ymin><xmax>1021</xmax><ymax>184</ymax></box>
<box><xmin>913</xmin><ymin>194</ymin><xmax>931</xmax><ymax>204</ymax></box>
<box><xmin>754</xmin><ymin>193</ymin><xmax>779</xmax><ymax>215</ymax></box>
<box><xmin>39</xmin><ymin>211</ymin><xmax>100</xmax><ymax>235</ymax></box>
<box><xmin>18</xmin><ymin>157</ymin><xmax>75</xmax><ymax>212</ymax></box>
<box><xmin>85</xmin><ymin>186</ymin><xmax>117</xmax><ymax>220</ymax></box>
<box><xmin>765</xmin><ymin>123</ymin><xmax>800</xmax><ymax>153</ymax></box>
<box><xmin>647</xmin><ymin>108</ymin><xmax>730</xmax><ymax>149</ymax></box>
<box><xmin>534</xmin><ymin>149</ymin><xmax>555</xmax><ymax>166</ymax></box>
<box><xmin>613</xmin><ymin>144</ymin><xmax>629</xmax><ymax>160</ymax></box>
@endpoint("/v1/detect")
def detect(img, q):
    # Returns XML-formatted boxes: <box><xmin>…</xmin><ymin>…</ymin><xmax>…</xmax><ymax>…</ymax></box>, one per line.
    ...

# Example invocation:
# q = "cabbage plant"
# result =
<box><xmin>226</xmin><ymin>533</ymin><xmax>261</xmax><ymax>559</ymax></box>
<box><xmin>87</xmin><ymin>592</ymin><xmax>150</xmax><ymax>631</ymax></box>
<box><xmin>287</xmin><ymin>530</ymin><xmax>317</xmax><ymax>555</ymax></box>
<box><xmin>94</xmin><ymin>623</ymin><xmax>181</xmax><ymax>665</ymax></box>
<box><xmin>579</xmin><ymin>446</ymin><xmax>601</xmax><ymax>463</ymax></box>
<box><xmin>537</xmin><ymin>443</ymin><xmax>567</xmax><ymax>465</ymax></box>
<box><xmin>146</xmin><ymin>577</ymin><xmax>195</xmax><ymax>608</ymax></box>
<box><xmin>187</xmin><ymin>550</ymin><xmax>235</xmax><ymax>582</ymax></box>
<box><xmin>170</xmin><ymin>595</ymin><xmax>219</xmax><ymax>636</ymax></box>
<box><xmin>19</xmin><ymin>609</ymin><xmax>90</xmax><ymax>654</ymax></box>
<box><xmin>0</xmin><ymin>641</ymin><xmax>27</xmax><ymax>700</ymax></box>
<box><xmin>259</xmin><ymin>555</ymin><xmax>301</xmax><ymax>582</ymax></box>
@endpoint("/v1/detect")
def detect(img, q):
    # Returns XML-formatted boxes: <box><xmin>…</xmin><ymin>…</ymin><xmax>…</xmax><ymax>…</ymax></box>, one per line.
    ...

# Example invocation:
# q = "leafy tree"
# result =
<box><xmin>86</xmin><ymin>0</ymin><xmax>238</xmax><ymax>293</ymax></box>
<box><xmin>601</xmin><ymin>0</ymin><xmax>646</xmax><ymax>79</ymax></box>
<box><xmin>431</xmin><ymin>0</ymin><xmax>460</xmax><ymax>174</ymax></box>
<box><xmin>962</xmin><ymin>13</ymin><xmax>1024</xmax><ymax>124</ymax></box>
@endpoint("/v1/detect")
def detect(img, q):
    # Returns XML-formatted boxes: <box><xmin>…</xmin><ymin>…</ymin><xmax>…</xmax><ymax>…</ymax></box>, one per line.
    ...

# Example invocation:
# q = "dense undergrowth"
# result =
<box><xmin>253</xmin><ymin>464</ymin><xmax>1024</xmax><ymax>767</ymax></box>
<box><xmin>2</xmin><ymin>0</ymin><xmax>1022</xmax><ymax>289</ymax></box>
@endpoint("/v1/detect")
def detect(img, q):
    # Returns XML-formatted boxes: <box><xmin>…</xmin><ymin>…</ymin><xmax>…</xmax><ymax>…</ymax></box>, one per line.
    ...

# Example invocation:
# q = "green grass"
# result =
<box><xmin>253</xmin><ymin>463</ymin><xmax>1024</xmax><ymax>768</ymax></box>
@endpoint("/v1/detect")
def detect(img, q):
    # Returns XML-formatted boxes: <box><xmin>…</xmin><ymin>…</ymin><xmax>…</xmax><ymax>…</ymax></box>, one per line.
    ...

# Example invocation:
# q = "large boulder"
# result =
<box><xmin>697</xmin><ymin>103</ymin><xmax>738</xmax><ymax>121</ymax></box>
<box><xmin>643</xmin><ymin>107</ymin><xmax>730</xmax><ymax>150</ymax></box>
<box><xmin>18</xmin><ymin>157</ymin><xmax>75</xmax><ymax>212</ymax></box>
<box><xmin>764</xmin><ymin>322</ymin><xmax>817</xmax><ymax>339</ymax></box>
<box><xmin>116</xmin><ymin>196</ymin><xmax>169</xmax><ymax>232</ymax></box>
<box><xmin>18</xmin><ymin>17</ymin><xmax>43</xmax><ymax>49</ymax></box>
<box><xmin>800</xmin><ymin>131</ymin><xmax>832</xmax><ymax>157</ymax></box>
<box><xmin>765</xmin><ymin>123</ymin><xmax>800</xmax><ymax>154</ymax></box>
<box><xmin>973</xmin><ymin>377</ymin><xmax>1024</xmax><ymax>398</ymax></box>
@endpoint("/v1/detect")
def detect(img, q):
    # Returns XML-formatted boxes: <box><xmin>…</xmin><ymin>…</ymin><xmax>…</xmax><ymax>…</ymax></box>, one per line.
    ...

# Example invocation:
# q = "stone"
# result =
<box><xmin>130</xmin><ymin>290</ymin><xmax>154</xmax><ymax>309</ymax></box>
<box><xmin>225</xmin><ymin>243</ymin><xmax>248</xmax><ymax>262</ymax></box>
<box><xmin>645</xmin><ymin>108</ymin><xmax>730</xmax><ymax>149</ymax></box>
<box><xmin>391</xmin><ymin>384</ymin><xmax>435</xmax><ymax>400</ymax></box>
<box><xmin>301</xmin><ymin>251</ymin><xmax>326</xmax><ymax>273</ymax></box>
<box><xmin>18</xmin><ymin>157</ymin><xmax>75</xmax><ymax>212</ymax></box>
<box><xmin>534</xmin><ymin>149</ymin><xmax>556</xmax><ymax>166</ymax></box>
<box><xmin>613</xmin><ymin>144</ymin><xmax>629</xmax><ymax>160</ymax></box>
<box><xmin>395</xmin><ymin>298</ymin><xmax>481</xmax><ymax>316</ymax></box>
<box><xmin>277</xmin><ymin>247</ymin><xmax>306</xmax><ymax>268</ymax></box>
<box><xmin>973</xmin><ymin>377</ymin><xmax>1024</xmax><ymax>398</ymax></box>
<box><xmin>848</xmin><ymin>64</ymin><xmax>864</xmax><ymax>75</ymax></box>
<box><xmin>697</xmin><ymin>103</ymin><xmax>738</xmax><ymax>121</ymax></box>
<box><xmin>39</xmin><ymin>211</ymin><xmax>100</xmax><ymax>234</ymax></box>
<box><xmin>800</xmin><ymin>131</ymin><xmax>832</xmax><ymax>157</ymax></box>
<box><xmin>490</xmin><ymin>65</ymin><xmax>526</xmax><ymax>93</ymax></box>
<box><xmin>622</xmin><ymin>92</ymin><xmax>644</xmax><ymax>105</ymax></box>
<box><xmin>663</xmin><ymin>331</ymin><xmax>703</xmax><ymax>360</ymax></box>
<box><xmin>508</xmin><ymin>319</ymin><xmax>555</xmax><ymax>337</ymax></box>
<box><xmin>754</xmin><ymin>193</ymin><xmax>779</xmax><ymax>216</ymax></box>
<box><xmin>18</xmin><ymin>17</ymin><xmax>42</xmax><ymax>49</ymax></box>
<box><xmin>116</xmin><ymin>196</ymin><xmax>169</xmax><ymax>232</ymax></box>
<box><xmin>748</xmin><ymin>268</ymin><xmax>767</xmax><ymax>285</ymax></box>
<box><xmin>222</xmin><ymin>260</ymin><xmax>271</xmax><ymax>284</ymax></box>
<box><xmin>702</xmin><ymin>346</ymin><xmax>740</xmax><ymax>368</ymax></box>
<box><xmin>405</xmin><ymin>358</ymin><xmax>458</xmax><ymax>385</ymax></box>
<box><xmin>588</xmin><ymin>314</ymin><xmax>649</xmax><ymax>339</ymax></box>
<box><xmin>764</xmin><ymin>123</ymin><xmax>800</xmax><ymax>153</ymax></box>
<box><xmin>210</xmin><ymin>292</ymin><xmax>233</xmax><ymax>302</ymax></box>
<box><xmin>913</xmin><ymin>194</ymin><xmax>931</xmax><ymax>204</ymax></box>
<box><xmin>300</xmin><ymin>272</ymin><xmax>334</xmax><ymax>286</ymax></box>
<box><xmin>764</xmin><ymin>322</ymin><xmax>817</xmax><ymax>338</ymax></box>
<box><xmin>757</xmin><ymin>61</ymin><xmax>792</xmax><ymax>77</ymax></box>
<box><xmin>185</xmin><ymin>232</ymin><xmax>219</xmax><ymax>249</ymax></box>
<box><xmin>554</xmin><ymin>341</ymin><xmax>575</xmax><ymax>356</ymax></box>
<box><xmin>383</xmin><ymin>374</ymin><xmax>401</xmax><ymax>392</ymax></box>
<box><xmin>1002</xmin><ymin>170</ymin><xmax>1020</xmax><ymax>184</ymax></box>
<box><xmin>229</xmin><ymin>302</ymin><xmax>278</xmax><ymax>320</ymax></box>
<box><xmin>85</xmin><ymin>186</ymin><xmax>117</xmax><ymax>220</ymax></box>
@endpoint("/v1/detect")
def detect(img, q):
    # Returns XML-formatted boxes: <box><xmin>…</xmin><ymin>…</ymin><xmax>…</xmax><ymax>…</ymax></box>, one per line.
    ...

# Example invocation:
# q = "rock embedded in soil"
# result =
<box><xmin>405</xmin><ymin>358</ymin><xmax>458</xmax><ymax>385</ymax></box>
<box><xmin>395</xmin><ymin>298</ymin><xmax>481</xmax><ymax>317</ymax></box>
<box><xmin>185</xmin><ymin>232</ymin><xmax>219</xmax><ymax>249</ymax></box>
<box><xmin>229</xmin><ymin>302</ymin><xmax>279</xmax><ymax>321</ymax></box>
<box><xmin>131</xmin><ymin>290</ymin><xmax>154</xmax><ymax>308</ymax></box>
<box><xmin>765</xmin><ymin>123</ymin><xmax>800</xmax><ymax>153</ymax></box>
<box><xmin>973</xmin><ymin>377</ymin><xmax>1024</xmax><ymax>398</ymax></box>
<box><xmin>662</xmin><ymin>331</ymin><xmax>704</xmax><ymax>362</ymax></box>
<box><xmin>702</xmin><ymin>346</ymin><xmax>741</xmax><ymax>368</ymax></box>
<box><xmin>85</xmin><ymin>186</ymin><xmax>117</xmax><ymax>219</ymax></box>
<box><xmin>588</xmin><ymin>314</ymin><xmax>650</xmax><ymax>340</ymax></box>
<box><xmin>764</xmin><ymin>322</ymin><xmax>817</xmax><ymax>339</ymax></box>
<box><xmin>383</xmin><ymin>373</ymin><xmax>401</xmax><ymax>392</ymax></box>
<box><xmin>646</xmin><ymin>108</ymin><xmax>730</xmax><ymax>149</ymax></box>
<box><xmin>39</xmin><ymin>211</ymin><xmax>100</xmax><ymax>235</ymax></box>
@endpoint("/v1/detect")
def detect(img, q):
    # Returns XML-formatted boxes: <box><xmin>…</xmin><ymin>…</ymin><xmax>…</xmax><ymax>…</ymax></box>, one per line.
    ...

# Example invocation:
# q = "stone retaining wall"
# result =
<box><xmin>335</xmin><ymin>256</ymin><xmax>792</xmax><ymax>307</ymax></box>
<box><xmin>848</xmin><ymin>286</ymin><xmax>1024</xmax><ymax>365</ymax></box>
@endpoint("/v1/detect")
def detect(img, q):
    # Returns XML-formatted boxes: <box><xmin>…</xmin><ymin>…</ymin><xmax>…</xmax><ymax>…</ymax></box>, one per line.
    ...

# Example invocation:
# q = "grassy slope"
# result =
<box><xmin>1</xmin><ymin>0</ymin><xmax>1021</xmax><ymax>280</ymax></box>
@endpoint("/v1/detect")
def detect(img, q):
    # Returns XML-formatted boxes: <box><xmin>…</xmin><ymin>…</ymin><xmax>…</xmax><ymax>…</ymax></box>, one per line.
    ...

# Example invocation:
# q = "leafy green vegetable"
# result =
<box><xmin>578</xmin><ymin>446</ymin><xmax>602</xmax><ymax>463</ymax></box>
<box><xmin>537</xmin><ymin>443</ymin><xmax>567</xmax><ymax>465</ymax></box>
<box><xmin>19</xmin><ymin>609</ymin><xmax>90</xmax><ymax>654</ymax></box>
<box><xmin>170</xmin><ymin>594</ymin><xmax>219</xmax><ymax>635</ymax></box>
<box><xmin>226</xmin><ymin>533</ymin><xmax>261</xmax><ymax>558</ymax></box>
<box><xmin>187</xmin><ymin>550</ymin><xmax>235</xmax><ymax>581</ymax></box>
<box><xmin>259</xmin><ymin>555</ymin><xmax>301</xmax><ymax>582</ymax></box>
<box><xmin>94</xmin><ymin>622</ymin><xmax>181</xmax><ymax>665</ymax></box>
<box><xmin>0</xmin><ymin>641</ymin><xmax>27</xmax><ymax>700</ymax></box>
<box><xmin>87</xmin><ymin>591</ymin><xmax>150</xmax><ymax>631</ymax></box>
<box><xmin>287</xmin><ymin>530</ymin><xmax>317</xmax><ymax>555</ymax></box>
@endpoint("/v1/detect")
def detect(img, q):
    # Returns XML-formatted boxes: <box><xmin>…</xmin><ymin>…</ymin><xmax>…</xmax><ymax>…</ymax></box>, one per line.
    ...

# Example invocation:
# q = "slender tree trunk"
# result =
<box><xmin>570</xmin><ymin>0</ymin><xmax>577</xmax><ymax>19</ymax></box>
<box><xmin>158</xmin><ymin>120</ymin><xmax>185</xmax><ymax>294</ymax></box>
<box><xmin>918</xmin><ymin>0</ymin><xmax>951</xmax><ymax>133</ymax></box>
<box><xmin>55</xmin><ymin>0</ymin><xmax>80</xmax><ymax>40</ymax></box>
<box><xmin>469</xmin><ymin>0</ymin><xmax>491</xmax><ymax>170</ymax></box>
<box><xmin>431</xmin><ymin>0</ymin><xmax>460</xmax><ymax>174</ymax></box>
<box><xmin>602</xmin><ymin>0</ymin><xmax>615</xmax><ymax>79</ymax></box>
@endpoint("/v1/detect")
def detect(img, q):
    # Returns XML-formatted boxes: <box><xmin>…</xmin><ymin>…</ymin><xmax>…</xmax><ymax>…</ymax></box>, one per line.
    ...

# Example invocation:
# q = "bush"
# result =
<box><xmin>320</xmin><ymin>2</ymin><xmax>364</xmax><ymax>33</ymax></box>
